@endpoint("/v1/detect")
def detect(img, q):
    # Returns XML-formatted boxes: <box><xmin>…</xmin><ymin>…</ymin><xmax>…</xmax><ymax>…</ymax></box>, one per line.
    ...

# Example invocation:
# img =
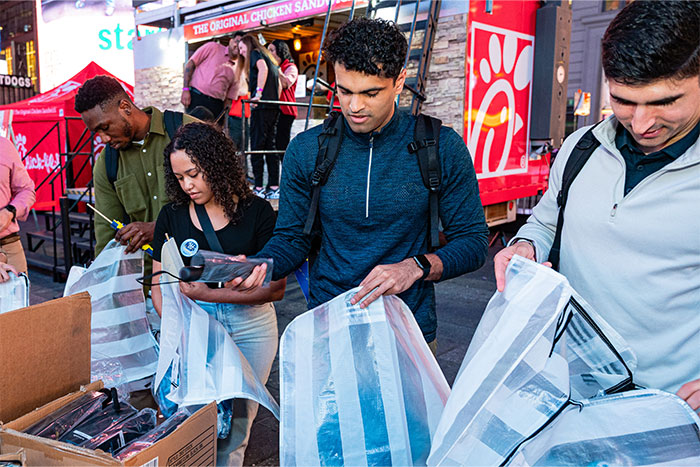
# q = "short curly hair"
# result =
<box><xmin>602</xmin><ymin>1</ymin><xmax>700</xmax><ymax>85</ymax></box>
<box><xmin>74</xmin><ymin>75</ymin><xmax>130</xmax><ymax>113</ymax></box>
<box><xmin>323</xmin><ymin>17</ymin><xmax>407</xmax><ymax>80</ymax></box>
<box><xmin>163</xmin><ymin>122</ymin><xmax>252</xmax><ymax>224</ymax></box>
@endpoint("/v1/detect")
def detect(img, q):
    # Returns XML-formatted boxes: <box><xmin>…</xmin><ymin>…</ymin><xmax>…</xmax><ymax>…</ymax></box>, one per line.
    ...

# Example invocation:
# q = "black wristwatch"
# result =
<box><xmin>413</xmin><ymin>254</ymin><xmax>431</xmax><ymax>281</ymax></box>
<box><xmin>5</xmin><ymin>204</ymin><xmax>16</xmax><ymax>222</ymax></box>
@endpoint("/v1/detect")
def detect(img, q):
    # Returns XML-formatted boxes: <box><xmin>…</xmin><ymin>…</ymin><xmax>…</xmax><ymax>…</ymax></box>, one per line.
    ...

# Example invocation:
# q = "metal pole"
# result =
<box><xmin>304</xmin><ymin>0</ymin><xmax>335</xmax><ymax>130</ymax></box>
<box><xmin>349</xmin><ymin>0</ymin><xmax>357</xmax><ymax>19</ymax></box>
<box><xmin>403</xmin><ymin>0</ymin><xmax>421</xmax><ymax>70</ymax></box>
<box><xmin>394</xmin><ymin>0</ymin><xmax>403</xmax><ymax>23</ymax></box>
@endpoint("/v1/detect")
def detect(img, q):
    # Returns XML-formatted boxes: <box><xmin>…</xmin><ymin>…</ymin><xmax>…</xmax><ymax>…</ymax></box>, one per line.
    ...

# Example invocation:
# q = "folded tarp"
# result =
<box><xmin>280</xmin><ymin>288</ymin><xmax>450</xmax><ymax>466</ymax></box>
<box><xmin>153</xmin><ymin>238</ymin><xmax>280</xmax><ymax>418</ymax></box>
<box><xmin>427</xmin><ymin>255</ymin><xmax>700</xmax><ymax>466</ymax></box>
<box><xmin>64</xmin><ymin>240</ymin><xmax>159</xmax><ymax>384</ymax></box>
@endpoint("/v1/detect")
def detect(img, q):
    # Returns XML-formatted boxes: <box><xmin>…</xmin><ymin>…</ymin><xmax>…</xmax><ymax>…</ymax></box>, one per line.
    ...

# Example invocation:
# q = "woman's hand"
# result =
<box><xmin>179</xmin><ymin>281</ymin><xmax>213</xmax><ymax>301</ymax></box>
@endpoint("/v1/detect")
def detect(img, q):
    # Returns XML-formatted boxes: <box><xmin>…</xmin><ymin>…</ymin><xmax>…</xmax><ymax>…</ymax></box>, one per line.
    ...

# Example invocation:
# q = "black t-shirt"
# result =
<box><xmin>248</xmin><ymin>49</ymin><xmax>279</xmax><ymax>104</ymax></box>
<box><xmin>151</xmin><ymin>197</ymin><xmax>276</xmax><ymax>264</ymax></box>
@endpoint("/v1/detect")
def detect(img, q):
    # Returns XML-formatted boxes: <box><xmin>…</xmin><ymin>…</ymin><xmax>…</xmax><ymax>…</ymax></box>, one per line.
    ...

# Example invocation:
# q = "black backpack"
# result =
<box><xmin>104</xmin><ymin>110</ymin><xmax>184</xmax><ymax>187</ymax></box>
<box><xmin>548</xmin><ymin>125</ymin><xmax>601</xmax><ymax>271</ymax></box>
<box><xmin>302</xmin><ymin>112</ymin><xmax>443</xmax><ymax>251</ymax></box>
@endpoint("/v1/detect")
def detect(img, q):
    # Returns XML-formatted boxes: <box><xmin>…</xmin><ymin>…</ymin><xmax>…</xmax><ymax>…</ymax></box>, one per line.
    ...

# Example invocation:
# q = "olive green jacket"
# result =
<box><xmin>93</xmin><ymin>107</ymin><xmax>197</xmax><ymax>257</ymax></box>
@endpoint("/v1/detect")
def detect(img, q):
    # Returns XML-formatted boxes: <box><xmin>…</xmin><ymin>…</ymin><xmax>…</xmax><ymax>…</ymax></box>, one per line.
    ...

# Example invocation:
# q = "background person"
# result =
<box><xmin>494</xmin><ymin>0</ymin><xmax>700</xmax><ymax>410</ymax></box>
<box><xmin>182</xmin><ymin>35</ymin><xmax>241</xmax><ymax>125</ymax></box>
<box><xmin>238</xmin><ymin>34</ymin><xmax>281</xmax><ymax>199</ymax></box>
<box><xmin>75</xmin><ymin>75</ymin><xmax>196</xmax><ymax>258</ymax></box>
<box><xmin>150</xmin><ymin>122</ymin><xmax>286</xmax><ymax>466</ymax></box>
<box><xmin>0</xmin><ymin>136</ymin><xmax>35</xmax><ymax>274</ymax></box>
<box><xmin>268</xmin><ymin>39</ymin><xmax>298</xmax><ymax>162</ymax></box>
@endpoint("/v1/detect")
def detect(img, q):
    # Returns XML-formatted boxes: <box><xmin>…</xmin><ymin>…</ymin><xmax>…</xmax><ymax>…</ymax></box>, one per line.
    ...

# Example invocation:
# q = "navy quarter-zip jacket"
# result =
<box><xmin>258</xmin><ymin>109</ymin><xmax>488</xmax><ymax>341</ymax></box>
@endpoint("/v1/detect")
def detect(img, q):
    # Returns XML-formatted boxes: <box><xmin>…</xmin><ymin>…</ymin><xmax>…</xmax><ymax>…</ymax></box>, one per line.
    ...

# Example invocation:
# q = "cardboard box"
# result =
<box><xmin>0</xmin><ymin>294</ymin><xmax>217</xmax><ymax>466</ymax></box>
<box><xmin>0</xmin><ymin>293</ymin><xmax>92</xmax><ymax>423</ymax></box>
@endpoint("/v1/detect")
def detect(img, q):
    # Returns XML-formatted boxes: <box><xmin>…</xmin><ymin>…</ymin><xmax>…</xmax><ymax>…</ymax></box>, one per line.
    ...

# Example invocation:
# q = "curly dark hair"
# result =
<box><xmin>74</xmin><ymin>75</ymin><xmax>130</xmax><ymax>113</ymax></box>
<box><xmin>323</xmin><ymin>17</ymin><xmax>407</xmax><ymax>80</ymax></box>
<box><xmin>271</xmin><ymin>39</ymin><xmax>294</xmax><ymax>63</ymax></box>
<box><xmin>602</xmin><ymin>1</ymin><xmax>700</xmax><ymax>85</ymax></box>
<box><xmin>163</xmin><ymin>122</ymin><xmax>252</xmax><ymax>223</ymax></box>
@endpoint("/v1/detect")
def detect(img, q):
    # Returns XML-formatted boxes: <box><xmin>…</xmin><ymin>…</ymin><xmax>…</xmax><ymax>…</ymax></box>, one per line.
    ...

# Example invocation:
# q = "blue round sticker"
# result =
<box><xmin>180</xmin><ymin>238</ymin><xmax>199</xmax><ymax>257</ymax></box>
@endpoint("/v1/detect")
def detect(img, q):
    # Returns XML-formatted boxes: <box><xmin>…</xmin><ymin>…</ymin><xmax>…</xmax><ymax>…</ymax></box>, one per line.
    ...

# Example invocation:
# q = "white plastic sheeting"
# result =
<box><xmin>154</xmin><ymin>238</ymin><xmax>280</xmax><ymax>417</ymax></box>
<box><xmin>279</xmin><ymin>288</ymin><xmax>450</xmax><ymax>467</ymax></box>
<box><xmin>427</xmin><ymin>255</ymin><xmax>700</xmax><ymax>466</ymax></box>
<box><xmin>0</xmin><ymin>272</ymin><xmax>28</xmax><ymax>314</ymax></box>
<box><xmin>64</xmin><ymin>240</ymin><xmax>158</xmax><ymax>384</ymax></box>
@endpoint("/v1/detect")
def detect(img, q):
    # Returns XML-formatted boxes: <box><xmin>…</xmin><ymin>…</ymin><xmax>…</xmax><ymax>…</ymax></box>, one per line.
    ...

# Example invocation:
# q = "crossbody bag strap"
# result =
<box><xmin>548</xmin><ymin>125</ymin><xmax>601</xmax><ymax>271</ymax></box>
<box><xmin>194</xmin><ymin>203</ymin><xmax>224</xmax><ymax>254</ymax></box>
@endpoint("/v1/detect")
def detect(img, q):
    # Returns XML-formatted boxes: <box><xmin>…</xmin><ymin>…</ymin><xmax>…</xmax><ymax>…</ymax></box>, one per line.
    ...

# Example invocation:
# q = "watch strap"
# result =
<box><xmin>5</xmin><ymin>205</ymin><xmax>16</xmax><ymax>223</ymax></box>
<box><xmin>413</xmin><ymin>254</ymin><xmax>431</xmax><ymax>281</ymax></box>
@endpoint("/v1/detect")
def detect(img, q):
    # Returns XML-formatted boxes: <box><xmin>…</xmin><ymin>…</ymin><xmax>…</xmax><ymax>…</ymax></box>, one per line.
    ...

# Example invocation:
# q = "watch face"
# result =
<box><xmin>414</xmin><ymin>255</ymin><xmax>431</xmax><ymax>270</ymax></box>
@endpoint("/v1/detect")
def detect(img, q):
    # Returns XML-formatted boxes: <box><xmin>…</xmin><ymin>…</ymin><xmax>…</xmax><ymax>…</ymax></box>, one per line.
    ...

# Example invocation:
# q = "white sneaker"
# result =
<box><xmin>253</xmin><ymin>187</ymin><xmax>266</xmax><ymax>198</ymax></box>
<box><xmin>105</xmin><ymin>5</ymin><xmax>115</xmax><ymax>15</ymax></box>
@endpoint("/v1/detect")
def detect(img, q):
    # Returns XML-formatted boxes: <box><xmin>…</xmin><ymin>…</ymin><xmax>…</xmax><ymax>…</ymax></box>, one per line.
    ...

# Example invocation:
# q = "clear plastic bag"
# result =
<box><xmin>427</xmin><ymin>256</ymin><xmax>700</xmax><ymax>466</ymax></box>
<box><xmin>24</xmin><ymin>391</ymin><xmax>108</xmax><ymax>440</ymax></box>
<box><xmin>154</xmin><ymin>238</ymin><xmax>279</xmax><ymax>417</ymax></box>
<box><xmin>80</xmin><ymin>408</ymin><xmax>158</xmax><ymax>454</ymax></box>
<box><xmin>113</xmin><ymin>407</ymin><xmax>194</xmax><ymax>460</ymax></box>
<box><xmin>279</xmin><ymin>288</ymin><xmax>450</xmax><ymax>466</ymax></box>
<box><xmin>60</xmin><ymin>394</ymin><xmax>137</xmax><ymax>446</ymax></box>
<box><xmin>0</xmin><ymin>272</ymin><xmax>28</xmax><ymax>314</ymax></box>
<box><xmin>64</xmin><ymin>241</ymin><xmax>159</xmax><ymax>385</ymax></box>
<box><xmin>510</xmin><ymin>389</ymin><xmax>700</xmax><ymax>466</ymax></box>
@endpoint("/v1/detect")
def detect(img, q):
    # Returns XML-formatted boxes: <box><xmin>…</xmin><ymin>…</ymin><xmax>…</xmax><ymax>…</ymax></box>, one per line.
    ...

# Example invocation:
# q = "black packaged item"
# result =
<box><xmin>114</xmin><ymin>407</ymin><xmax>194</xmax><ymax>460</ymax></box>
<box><xmin>60</xmin><ymin>399</ymin><xmax>138</xmax><ymax>446</ymax></box>
<box><xmin>82</xmin><ymin>408</ymin><xmax>158</xmax><ymax>454</ymax></box>
<box><xmin>23</xmin><ymin>391</ymin><xmax>107</xmax><ymax>440</ymax></box>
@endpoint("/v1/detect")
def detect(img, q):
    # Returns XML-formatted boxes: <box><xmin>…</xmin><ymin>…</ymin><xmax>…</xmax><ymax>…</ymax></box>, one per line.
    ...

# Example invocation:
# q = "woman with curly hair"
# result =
<box><xmin>149</xmin><ymin>121</ymin><xmax>285</xmax><ymax>467</ymax></box>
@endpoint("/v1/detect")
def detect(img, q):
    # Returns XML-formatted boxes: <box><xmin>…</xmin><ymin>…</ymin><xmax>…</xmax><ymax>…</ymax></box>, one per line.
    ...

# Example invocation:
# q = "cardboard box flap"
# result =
<box><xmin>0</xmin><ymin>293</ymin><xmax>92</xmax><ymax>423</ymax></box>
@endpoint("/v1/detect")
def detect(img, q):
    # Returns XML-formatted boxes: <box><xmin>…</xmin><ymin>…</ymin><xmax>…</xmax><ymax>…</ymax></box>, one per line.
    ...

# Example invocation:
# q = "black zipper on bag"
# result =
<box><xmin>500</xmin><ymin>398</ymin><xmax>573</xmax><ymax>466</ymax></box>
<box><xmin>568</xmin><ymin>297</ymin><xmax>636</xmax><ymax>394</ymax></box>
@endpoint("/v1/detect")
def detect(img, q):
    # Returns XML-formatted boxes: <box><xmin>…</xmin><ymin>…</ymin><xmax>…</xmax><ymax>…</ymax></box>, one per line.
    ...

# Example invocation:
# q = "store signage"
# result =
<box><xmin>0</xmin><ymin>75</ymin><xmax>33</xmax><ymax>88</ymax></box>
<box><xmin>184</xmin><ymin>0</ymin><xmax>369</xmax><ymax>41</ymax></box>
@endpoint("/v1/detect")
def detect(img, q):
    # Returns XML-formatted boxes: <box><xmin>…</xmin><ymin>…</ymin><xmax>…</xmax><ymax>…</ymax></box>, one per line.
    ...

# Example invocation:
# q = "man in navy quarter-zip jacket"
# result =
<box><xmin>252</xmin><ymin>17</ymin><xmax>489</xmax><ymax>346</ymax></box>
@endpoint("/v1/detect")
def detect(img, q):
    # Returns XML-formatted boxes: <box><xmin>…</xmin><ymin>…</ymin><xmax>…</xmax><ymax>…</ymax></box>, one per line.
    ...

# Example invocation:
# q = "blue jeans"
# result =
<box><xmin>196</xmin><ymin>301</ymin><xmax>278</xmax><ymax>467</ymax></box>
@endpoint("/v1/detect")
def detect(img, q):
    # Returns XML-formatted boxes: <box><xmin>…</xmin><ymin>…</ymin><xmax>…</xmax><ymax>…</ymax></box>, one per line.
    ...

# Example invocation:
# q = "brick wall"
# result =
<box><xmin>421</xmin><ymin>13</ymin><xmax>467</xmax><ymax>137</ymax></box>
<box><xmin>134</xmin><ymin>66</ymin><xmax>185</xmax><ymax>112</ymax></box>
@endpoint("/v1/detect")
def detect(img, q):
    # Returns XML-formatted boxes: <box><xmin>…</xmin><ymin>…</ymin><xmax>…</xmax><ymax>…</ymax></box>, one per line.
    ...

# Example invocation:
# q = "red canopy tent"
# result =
<box><xmin>0</xmin><ymin>62</ymin><xmax>134</xmax><ymax>210</ymax></box>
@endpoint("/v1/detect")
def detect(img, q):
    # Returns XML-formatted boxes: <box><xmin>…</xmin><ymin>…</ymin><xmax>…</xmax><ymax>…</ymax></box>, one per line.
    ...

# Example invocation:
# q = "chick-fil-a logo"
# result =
<box><xmin>15</xmin><ymin>133</ymin><xmax>60</xmax><ymax>174</ymax></box>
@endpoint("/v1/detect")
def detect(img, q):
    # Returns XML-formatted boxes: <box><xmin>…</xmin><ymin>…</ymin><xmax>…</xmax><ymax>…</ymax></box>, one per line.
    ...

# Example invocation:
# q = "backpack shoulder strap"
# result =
<box><xmin>105</xmin><ymin>145</ymin><xmax>119</xmax><ymax>189</ymax></box>
<box><xmin>408</xmin><ymin>114</ymin><xmax>442</xmax><ymax>251</ymax></box>
<box><xmin>303</xmin><ymin>111</ymin><xmax>345</xmax><ymax>236</ymax></box>
<box><xmin>548</xmin><ymin>125</ymin><xmax>602</xmax><ymax>270</ymax></box>
<box><xmin>163</xmin><ymin>110</ymin><xmax>184</xmax><ymax>139</ymax></box>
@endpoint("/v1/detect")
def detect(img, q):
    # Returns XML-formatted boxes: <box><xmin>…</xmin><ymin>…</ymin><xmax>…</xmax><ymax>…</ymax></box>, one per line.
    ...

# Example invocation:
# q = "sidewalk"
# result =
<box><xmin>25</xmin><ymin>244</ymin><xmax>500</xmax><ymax>465</ymax></box>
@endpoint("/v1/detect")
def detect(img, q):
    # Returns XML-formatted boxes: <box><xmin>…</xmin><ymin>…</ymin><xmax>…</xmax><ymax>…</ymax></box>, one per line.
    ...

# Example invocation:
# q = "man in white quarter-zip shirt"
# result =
<box><xmin>495</xmin><ymin>1</ymin><xmax>700</xmax><ymax>409</ymax></box>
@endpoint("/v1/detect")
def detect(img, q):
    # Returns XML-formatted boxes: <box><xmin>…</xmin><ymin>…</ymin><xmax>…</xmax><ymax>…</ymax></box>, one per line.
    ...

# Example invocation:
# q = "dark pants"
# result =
<box><xmin>275</xmin><ymin>113</ymin><xmax>295</xmax><ymax>162</ymax></box>
<box><xmin>250</xmin><ymin>107</ymin><xmax>279</xmax><ymax>188</ymax></box>
<box><xmin>187</xmin><ymin>87</ymin><xmax>225</xmax><ymax>125</ymax></box>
